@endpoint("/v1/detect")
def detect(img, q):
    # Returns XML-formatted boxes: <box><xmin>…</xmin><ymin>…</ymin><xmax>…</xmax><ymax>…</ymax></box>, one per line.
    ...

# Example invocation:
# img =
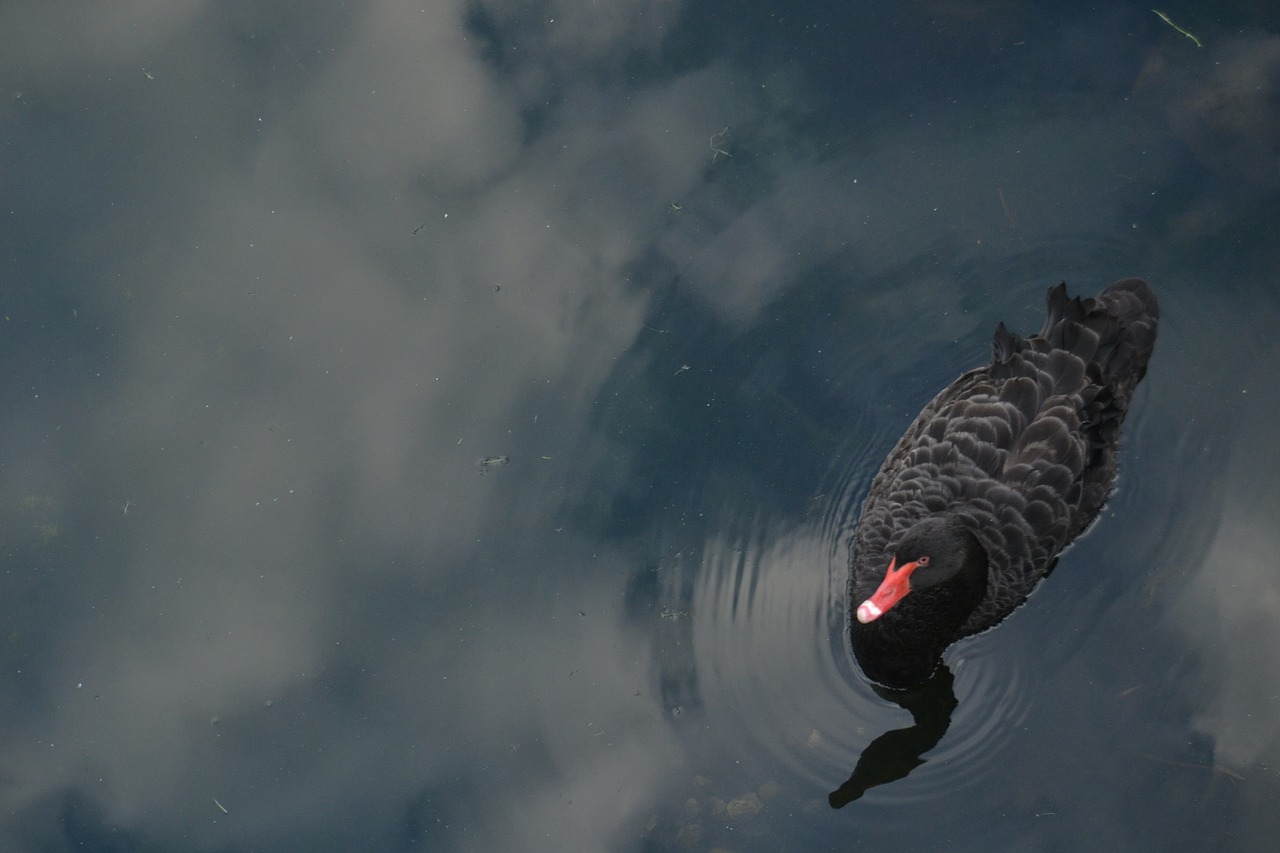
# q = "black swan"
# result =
<box><xmin>849</xmin><ymin>279</ymin><xmax>1159</xmax><ymax>688</ymax></box>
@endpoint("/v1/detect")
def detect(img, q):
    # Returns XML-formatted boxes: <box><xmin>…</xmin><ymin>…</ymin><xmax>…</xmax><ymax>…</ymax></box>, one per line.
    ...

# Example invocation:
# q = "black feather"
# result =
<box><xmin>849</xmin><ymin>279</ymin><xmax>1159</xmax><ymax>688</ymax></box>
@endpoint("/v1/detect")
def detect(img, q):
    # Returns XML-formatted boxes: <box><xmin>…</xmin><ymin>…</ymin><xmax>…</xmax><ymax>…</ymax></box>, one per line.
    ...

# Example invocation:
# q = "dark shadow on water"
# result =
<box><xmin>829</xmin><ymin>664</ymin><xmax>957</xmax><ymax>808</ymax></box>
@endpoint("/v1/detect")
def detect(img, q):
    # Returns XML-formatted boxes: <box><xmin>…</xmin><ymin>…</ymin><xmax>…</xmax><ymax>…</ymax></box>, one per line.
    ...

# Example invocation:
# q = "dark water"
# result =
<box><xmin>3</xmin><ymin>1</ymin><xmax>1279</xmax><ymax>850</ymax></box>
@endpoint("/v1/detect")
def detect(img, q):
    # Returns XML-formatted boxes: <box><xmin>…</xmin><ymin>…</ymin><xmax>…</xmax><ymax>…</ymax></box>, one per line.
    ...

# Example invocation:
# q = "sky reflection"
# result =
<box><xmin>2</xmin><ymin>1</ymin><xmax>1279</xmax><ymax>851</ymax></box>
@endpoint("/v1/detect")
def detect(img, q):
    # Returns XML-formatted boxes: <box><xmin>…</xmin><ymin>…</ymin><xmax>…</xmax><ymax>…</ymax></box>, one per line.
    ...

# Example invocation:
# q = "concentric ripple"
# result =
<box><xmin>652</xmin><ymin>392</ymin><xmax>1036</xmax><ymax>813</ymax></box>
<box><xmin>647</xmin><ymin>246</ymin><xmax>1193</xmax><ymax>816</ymax></box>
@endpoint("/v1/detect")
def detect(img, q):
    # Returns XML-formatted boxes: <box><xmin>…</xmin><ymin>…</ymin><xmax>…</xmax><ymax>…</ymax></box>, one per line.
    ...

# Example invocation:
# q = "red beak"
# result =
<box><xmin>856</xmin><ymin>556</ymin><xmax>922</xmax><ymax>623</ymax></box>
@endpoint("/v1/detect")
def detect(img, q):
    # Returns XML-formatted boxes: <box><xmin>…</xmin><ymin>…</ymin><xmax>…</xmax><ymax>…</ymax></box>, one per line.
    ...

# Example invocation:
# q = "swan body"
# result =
<box><xmin>849</xmin><ymin>279</ymin><xmax>1159</xmax><ymax>688</ymax></box>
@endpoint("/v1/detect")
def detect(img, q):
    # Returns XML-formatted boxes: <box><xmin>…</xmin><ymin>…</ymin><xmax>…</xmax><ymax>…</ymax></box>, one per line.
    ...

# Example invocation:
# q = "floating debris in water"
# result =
<box><xmin>478</xmin><ymin>455</ymin><xmax>509</xmax><ymax>474</ymax></box>
<box><xmin>1152</xmin><ymin>8</ymin><xmax>1202</xmax><ymax>48</ymax></box>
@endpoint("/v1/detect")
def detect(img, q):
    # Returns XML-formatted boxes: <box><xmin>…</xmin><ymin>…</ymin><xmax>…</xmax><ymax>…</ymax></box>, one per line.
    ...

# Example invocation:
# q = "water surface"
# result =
<box><xmin>2</xmin><ymin>1</ymin><xmax>1278</xmax><ymax>850</ymax></box>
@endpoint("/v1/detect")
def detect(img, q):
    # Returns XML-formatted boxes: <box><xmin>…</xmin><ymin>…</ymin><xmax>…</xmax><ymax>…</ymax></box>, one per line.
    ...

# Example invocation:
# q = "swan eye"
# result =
<box><xmin>917</xmin><ymin>556</ymin><xmax>930</xmax><ymax>566</ymax></box>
